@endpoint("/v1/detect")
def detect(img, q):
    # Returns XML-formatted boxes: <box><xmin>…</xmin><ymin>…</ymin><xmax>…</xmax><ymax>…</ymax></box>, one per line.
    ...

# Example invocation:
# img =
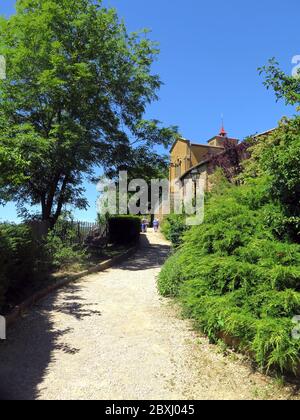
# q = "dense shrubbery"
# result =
<box><xmin>161</xmin><ymin>214</ymin><xmax>188</xmax><ymax>247</ymax></box>
<box><xmin>0</xmin><ymin>223</ymin><xmax>47</xmax><ymax>311</ymax></box>
<box><xmin>241</xmin><ymin>117</ymin><xmax>300</xmax><ymax>243</ymax></box>
<box><xmin>159</xmin><ymin>179</ymin><xmax>300</xmax><ymax>373</ymax></box>
<box><xmin>108</xmin><ymin>216</ymin><xmax>141</xmax><ymax>244</ymax></box>
<box><xmin>0</xmin><ymin>218</ymin><xmax>94</xmax><ymax>311</ymax></box>
<box><xmin>0</xmin><ymin>213</ymin><xmax>140</xmax><ymax>311</ymax></box>
<box><xmin>46</xmin><ymin>219</ymin><xmax>87</xmax><ymax>269</ymax></box>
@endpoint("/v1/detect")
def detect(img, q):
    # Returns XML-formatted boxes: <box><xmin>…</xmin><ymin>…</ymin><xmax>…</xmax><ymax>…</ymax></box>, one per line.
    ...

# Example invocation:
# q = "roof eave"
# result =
<box><xmin>179</xmin><ymin>159</ymin><xmax>211</xmax><ymax>181</ymax></box>
<box><xmin>170</xmin><ymin>137</ymin><xmax>190</xmax><ymax>153</ymax></box>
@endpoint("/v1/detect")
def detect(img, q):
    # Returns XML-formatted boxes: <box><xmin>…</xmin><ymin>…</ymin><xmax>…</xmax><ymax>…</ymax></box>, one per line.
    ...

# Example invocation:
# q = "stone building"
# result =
<box><xmin>153</xmin><ymin>126</ymin><xmax>274</xmax><ymax>219</ymax></box>
<box><xmin>169</xmin><ymin>126</ymin><xmax>239</xmax><ymax>194</ymax></box>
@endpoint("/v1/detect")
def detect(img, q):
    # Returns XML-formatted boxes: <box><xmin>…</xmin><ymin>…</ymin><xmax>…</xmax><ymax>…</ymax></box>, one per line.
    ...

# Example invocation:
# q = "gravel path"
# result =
<box><xmin>0</xmin><ymin>231</ymin><xmax>298</xmax><ymax>400</ymax></box>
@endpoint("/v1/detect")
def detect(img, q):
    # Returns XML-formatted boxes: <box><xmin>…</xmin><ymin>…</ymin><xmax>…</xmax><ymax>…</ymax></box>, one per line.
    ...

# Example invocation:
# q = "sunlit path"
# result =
<box><xmin>0</xmin><ymin>231</ymin><xmax>294</xmax><ymax>400</ymax></box>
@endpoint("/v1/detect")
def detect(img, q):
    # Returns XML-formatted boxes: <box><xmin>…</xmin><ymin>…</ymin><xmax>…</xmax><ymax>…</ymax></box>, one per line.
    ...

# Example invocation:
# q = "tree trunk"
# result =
<box><xmin>42</xmin><ymin>174</ymin><xmax>61</xmax><ymax>227</ymax></box>
<box><xmin>41</xmin><ymin>195</ymin><xmax>46</xmax><ymax>220</ymax></box>
<box><xmin>51</xmin><ymin>175</ymin><xmax>69</xmax><ymax>228</ymax></box>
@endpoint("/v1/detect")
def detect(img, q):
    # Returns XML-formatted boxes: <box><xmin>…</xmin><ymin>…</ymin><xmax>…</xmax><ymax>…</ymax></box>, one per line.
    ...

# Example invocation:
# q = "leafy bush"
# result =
<box><xmin>45</xmin><ymin>230</ymin><xmax>87</xmax><ymax>270</ymax></box>
<box><xmin>158</xmin><ymin>180</ymin><xmax>300</xmax><ymax>373</ymax></box>
<box><xmin>242</xmin><ymin>117</ymin><xmax>300</xmax><ymax>242</ymax></box>
<box><xmin>259</xmin><ymin>118</ymin><xmax>300</xmax><ymax>216</ymax></box>
<box><xmin>108</xmin><ymin>216</ymin><xmax>141</xmax><ymax>244</ymax></box>
<box><xmin>161</xmin><ymin>214</ymin><xmax>189</xmax><ymax>247</ymax></box>
<box><xmin>0</xmin><ymin>219</ymin><xmax>89</xmax><ymax>310</ymax></box>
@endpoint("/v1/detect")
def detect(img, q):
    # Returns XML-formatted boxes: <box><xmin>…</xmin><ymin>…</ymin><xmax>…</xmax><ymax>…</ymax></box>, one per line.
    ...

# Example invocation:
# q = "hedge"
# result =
<box><xmin>108</xmin><ymin>216</ymin><xmax>141</xmax><ymax>244</ymax></box>
<box><xmin>158</xmin><ymin>179</ymin><xmax>300</xmax><ymax>374</ymax></box>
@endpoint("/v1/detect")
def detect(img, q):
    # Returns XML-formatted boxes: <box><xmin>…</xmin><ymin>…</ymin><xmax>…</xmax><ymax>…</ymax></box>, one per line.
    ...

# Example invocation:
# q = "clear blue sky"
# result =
<box><xmin>0</xmin><ymin>0</ymin><xmax>299</xmax><ymax>222</ymax></box>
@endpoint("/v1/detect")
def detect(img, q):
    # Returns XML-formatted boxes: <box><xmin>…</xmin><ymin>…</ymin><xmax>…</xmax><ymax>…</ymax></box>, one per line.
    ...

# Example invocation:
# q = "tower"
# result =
<box><xmin>219</xmin><ymin>115</ymin><xmax>227</xmax><ymax>137</ymax></box>
<box><xmin>219</xmin><ymin>123</ymin><xmax>227</xmax><ymax>137</ymax></box>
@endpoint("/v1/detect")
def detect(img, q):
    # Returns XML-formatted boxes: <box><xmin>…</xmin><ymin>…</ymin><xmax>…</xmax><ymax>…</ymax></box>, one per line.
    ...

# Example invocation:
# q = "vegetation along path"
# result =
<box><xmin>0</xmin><ymin>231</ymin><xmax>298</xmax><ymax>400</ymax></box>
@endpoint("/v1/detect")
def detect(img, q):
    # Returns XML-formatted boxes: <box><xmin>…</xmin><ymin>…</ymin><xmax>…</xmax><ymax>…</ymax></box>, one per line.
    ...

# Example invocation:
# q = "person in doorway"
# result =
<box><xmin>153</xmin><ymin>218</ymin><xmax>160</xmax><ymax>233</ymax></box>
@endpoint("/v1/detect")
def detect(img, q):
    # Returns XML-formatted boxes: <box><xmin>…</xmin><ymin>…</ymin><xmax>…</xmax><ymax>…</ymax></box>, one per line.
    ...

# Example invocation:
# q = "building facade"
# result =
<box><xmin>169</xmin><ymin>126</ymin><xmax>238</xmax><ymax>194</ymax></box>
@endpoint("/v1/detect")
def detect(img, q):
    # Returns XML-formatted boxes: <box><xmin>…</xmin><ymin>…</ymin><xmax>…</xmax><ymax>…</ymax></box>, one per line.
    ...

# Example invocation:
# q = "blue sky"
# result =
<box><xmin>0</xmin><ymin>0</ymin><xmax>299</xmax><ymax>222</ymax></box>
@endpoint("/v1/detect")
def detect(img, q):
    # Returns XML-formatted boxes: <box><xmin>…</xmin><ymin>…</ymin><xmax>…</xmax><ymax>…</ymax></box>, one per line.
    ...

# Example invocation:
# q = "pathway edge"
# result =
<box><xmin>5</xmin><ymin>245</ymin><xmax>138</xmax><ymax>328</ymax></box>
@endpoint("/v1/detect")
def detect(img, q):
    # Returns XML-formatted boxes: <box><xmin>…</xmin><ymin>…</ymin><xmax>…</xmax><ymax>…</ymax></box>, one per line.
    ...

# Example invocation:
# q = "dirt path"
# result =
<box><xmin>0</xmin><ymin>231</ymin><xmax>298</xmax><ymax>400</ymax></box>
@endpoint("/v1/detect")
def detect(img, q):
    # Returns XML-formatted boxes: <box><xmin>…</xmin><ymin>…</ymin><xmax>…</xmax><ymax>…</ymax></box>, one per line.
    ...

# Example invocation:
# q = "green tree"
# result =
<box><xmin>242</xmin><ymin>60</ymin><xmax>300</xmax><ymax>241</ymax></box>
<box><xmin>258</xmin><ymin>60</ymin><xmax>300</xmax><ymax>215</ymax></box>
<box><xmin>259</xmin><ymin>58</ymin><xmax>300</xmax><ymax>107</ymax></box>
<box><xmin>257</xmin><ymin>117</ymin><xmax>300</xmax><ymax>212</ymax></box>
<box><xmin>0</xmin><ymin>117</ymin><xmax>48</xmax><ymax>204</ymax></box>
<box><xmin>102</xmin><ymin>145</ymin><xmax>171</xmax><ymax>221</ymax></box>
<box><xmin>0</xmin><ymin>0</ymin><xmax>176</xmax><ymax>227</ymax></box>
<box><xmin>243</xmin><ymin>117</ymin><xmax>300</xmax><ymax>241</ymax></box>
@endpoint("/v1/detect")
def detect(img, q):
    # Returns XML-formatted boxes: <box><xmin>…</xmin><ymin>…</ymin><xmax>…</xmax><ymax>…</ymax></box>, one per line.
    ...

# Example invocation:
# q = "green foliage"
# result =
<box><xmin>108</xmin><ymin>215</ymin><xmax>141</xmax><ymax>245</ymax></box>
<box><xmin>0</xmin><ymin>223</ymin><xmax>46</xmax><ymax>310</ymax></box>
<box><xmin>45</xmin><ymin>226</ymin><xmax>87</xmax><ymax>270</ymax></box>
<box><xmin>161</xmin><ymin>214</ymin><xmax>188</xmax><ymax>247</ymax></box>
<box><xmin>207</xmin><ymin>168</ymin><xmax>234</xmax><ymax>196</ymax></box>
<box><xmin>242</xmin><ymin>118</ymin><xmax>300</xmax><ymax>242</ymax></box>
<box><xmin>253</xmin><ymin>318</ymin><xmax>300</xmax><ymax>372</ymax></box>
<box><xmin>157</xmin><ymin>249</ymin><xmax>185</xmax><ymax>297</ymax></box>
<box><xmin>0</xmin><ymin>120</ymin><xmax>46</xmax><ymax>204</ymax></box>
<box><xmin>258</xmin><ymin>118</ymin><xmax>299</xmax><ymax>213</ymax></box>
<box><xmin>0</xmin><ymin>218</ymin><xmax>90</xmax><ymax>310</ymax></box>
<box><xmin>257</xmin><ymin>61</ymin><xmax>300</xmax><ymax>241</ymax></box>
<box><xmin>158</xmin><ymin>180</ymin><xmax>300</xmax><ymax>373</ymax></box>
<box><xmin>259</xmin><ymin>58</ymin><xmax>300</xmax><ymax>107</ymax></box>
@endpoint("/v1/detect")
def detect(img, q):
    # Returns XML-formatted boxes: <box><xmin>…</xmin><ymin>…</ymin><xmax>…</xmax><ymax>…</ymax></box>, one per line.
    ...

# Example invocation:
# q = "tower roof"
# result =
<box><xmin>219</xmin><ymin>124</ymin><xmax>227</xmax><ymax>137</ymax></box>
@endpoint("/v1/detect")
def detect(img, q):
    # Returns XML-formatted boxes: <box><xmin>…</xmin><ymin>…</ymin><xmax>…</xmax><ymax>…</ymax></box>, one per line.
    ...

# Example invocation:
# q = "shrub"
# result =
<box><xmin>44</xmin><ymin>215</ymin><xmax>89</xmax><ymax>269</ymax></box>
<box><xmin>0</xmin><ymin>219</ymin><xmax>88</xmax><ymax>311</ymax></box>
<box><xmin>157</xmin><ymin>249</ymin><xmax>185</xmax><ymax>297</ymax></box>
<box><xmin>0</xmin><ymin>223</ymin><xmax>45</xmax><ymax>311</ymax></box>
<box><xmin>108</xmin><ymin>216</ymin><xmax>141</xmax><ymax>244</ymax></box>
<box><xmin>253</xmin><ymin>318</ymin><xmax>300</xmax><ymax>373</ymax></box>
<box><xmin>158</xmin><ymin>180</ymin><xmax>300</xmax><ymax>373</ymax></box>
<box><xmin>161</xmin><ymin>214</ymin><xmax>189</xmax><ymax>247</ymax></box>
<box><xmin>242</xmin><ymin>117</ymin><xmax>300</xmax><ymax>242</ymax></box>
<box><xmin>45</xmin><ymin>230</ymin><xmax>87</xmax><ymax>270</ymax></box>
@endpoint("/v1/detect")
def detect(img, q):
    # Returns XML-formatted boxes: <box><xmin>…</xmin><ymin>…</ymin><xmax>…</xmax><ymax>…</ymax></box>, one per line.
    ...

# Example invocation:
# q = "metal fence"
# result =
<box><xmin>53</xmin><ymin>220</ymin><xmax>108</xmax><ymax>246</ymax></box>
<box><xmin>27</xmin><ymin>219</ymin><xmax>109</xmax><ymax>248</ymax></box>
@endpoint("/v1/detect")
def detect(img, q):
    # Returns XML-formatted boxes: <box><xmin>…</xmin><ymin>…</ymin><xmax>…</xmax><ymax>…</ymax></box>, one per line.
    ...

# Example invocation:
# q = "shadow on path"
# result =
<box><xmin>0</xmin><ymin>233</ymin><xmax>170</xmax><ymax>400</ymax></box>
<box><xmin>118</xmin><ymin>234</ymin><xmax>170</xmax><ymax>271</ymax></box>
<box><xmin>0</xmin><ymin>283</ymin><xmax>101</xmax><ymax>400</ymax></box>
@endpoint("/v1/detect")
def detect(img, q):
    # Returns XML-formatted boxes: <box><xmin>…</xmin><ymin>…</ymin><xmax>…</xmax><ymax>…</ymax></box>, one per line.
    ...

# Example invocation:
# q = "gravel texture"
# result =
<box><xmin>0</xmin><ymin>231</ymin><xmax>299</xmax><ymax>400</ymax></box>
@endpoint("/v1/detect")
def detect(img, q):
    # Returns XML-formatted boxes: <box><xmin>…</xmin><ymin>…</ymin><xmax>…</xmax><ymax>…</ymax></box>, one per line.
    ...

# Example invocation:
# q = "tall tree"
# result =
<box><xmin>244</xmin><ymin>60</ymin><xmax>300</xmax><ymax>241</ymax></box>
<box><xmin>259</xmin><ymin>58</ymin><xmax>300</xmax><ymax>107</ymax></box>
<box><xmin>258</xmin><ymin>59</ymin><xmax>300</xmax><ymax>216</ymax></box>
<box><xmin>0</xmin><ymin>0</ymin><xmax>176</xmax><ymax>227</ymax></box>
